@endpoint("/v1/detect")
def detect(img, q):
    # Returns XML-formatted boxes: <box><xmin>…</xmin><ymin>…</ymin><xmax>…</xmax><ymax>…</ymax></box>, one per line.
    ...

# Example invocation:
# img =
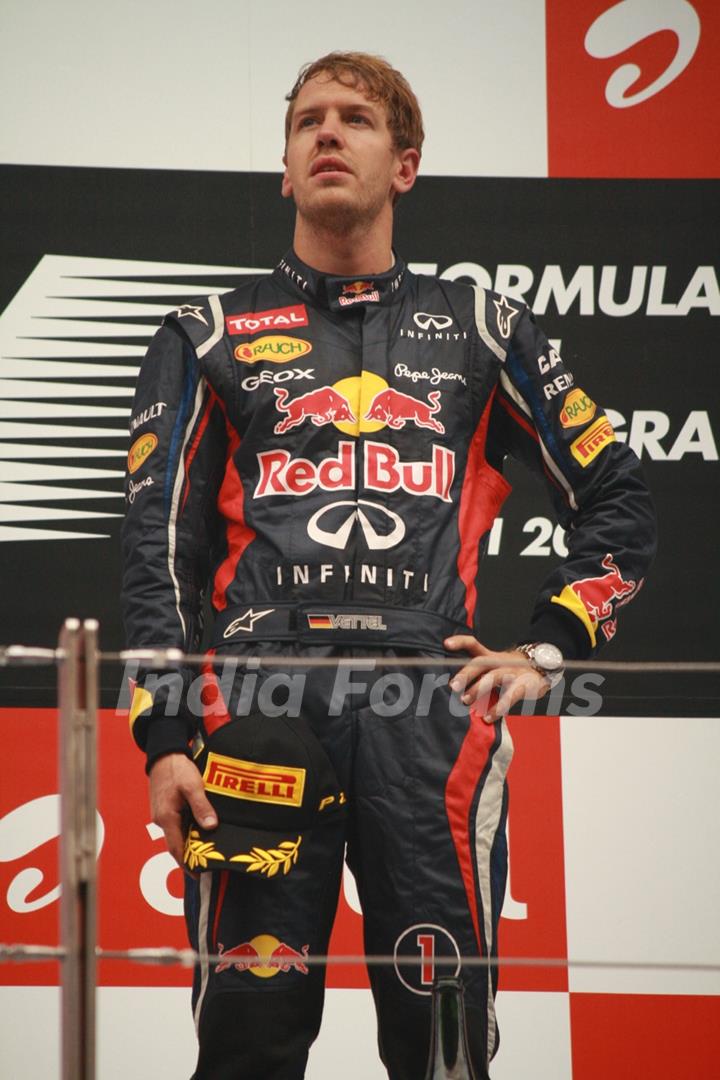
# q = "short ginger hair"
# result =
<box><xmin>285</xmin><ymin>51</ymin><xmax>424</xmax><ymax>156</ymax></box>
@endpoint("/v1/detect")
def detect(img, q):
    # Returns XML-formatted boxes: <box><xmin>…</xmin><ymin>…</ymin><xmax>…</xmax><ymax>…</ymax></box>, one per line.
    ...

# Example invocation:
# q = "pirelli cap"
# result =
<box><xmin>183</xmin><ymin>713</ymin><xmax>346</xmax><ymax>875</ymax></box>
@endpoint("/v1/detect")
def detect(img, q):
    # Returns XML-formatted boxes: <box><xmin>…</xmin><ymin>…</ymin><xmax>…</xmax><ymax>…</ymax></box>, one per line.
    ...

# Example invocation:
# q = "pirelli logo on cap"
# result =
<box><xmin>570</xmin><ymin>416</ymin><xmax>616</xmax><ymax>467</ymax></box>
<box><xmin>203</xmin><ymin>753</ymin><xmax>306</xmax><ymax>807</ymax></box>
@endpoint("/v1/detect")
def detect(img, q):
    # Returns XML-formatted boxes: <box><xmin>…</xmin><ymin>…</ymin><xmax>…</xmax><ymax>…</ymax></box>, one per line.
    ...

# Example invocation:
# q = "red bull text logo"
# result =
<box><xmin>274</xmin><ymin>386</ymin><xmax>356</xmax><ymax>434</ymax></box>
<box><xmin>570</xmin><ymin>416</ymin><xmax>615</xmax><ymax>466</ymax></box>
<box><xmin>216</xmin><ymin>934</ymin><xmax>310</xmax><ymax>977</ymax></box>
<box><xmin>225</xmin><ymin>305</ymin><xmax>308</xmax><ymax>335</ymax></box>
<box><xmin>203</xmin><ymin>753</ymin><xmax>306</xmax><ymax>807</ymax></box>
<box><xmin>254</xmin><ymin>441</ymin><xmax>455</xmax><ymax>502</ymax></box>
<box><xmin>338</xmin><ymin>280</ymin><xmax>380</xmax><ymax>306</ymax></box>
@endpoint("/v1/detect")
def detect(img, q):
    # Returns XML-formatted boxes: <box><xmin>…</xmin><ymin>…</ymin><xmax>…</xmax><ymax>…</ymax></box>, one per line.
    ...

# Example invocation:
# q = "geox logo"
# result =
<box><xmin>306</xmin><ymin>613</ymin><xmax>388</xmax><ymax>631</ymax></box>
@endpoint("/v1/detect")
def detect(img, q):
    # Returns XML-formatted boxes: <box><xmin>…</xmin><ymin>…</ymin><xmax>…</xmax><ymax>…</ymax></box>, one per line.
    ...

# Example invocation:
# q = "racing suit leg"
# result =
<box><xmin>184</xmin><ymin>644</ymin><xmax>347</xmax><ymax>1080</ymax></box>
<box><xmin>347</xmin><ymin>652</ymin><xmax>513</xmax><ymax>1080</ymax></box>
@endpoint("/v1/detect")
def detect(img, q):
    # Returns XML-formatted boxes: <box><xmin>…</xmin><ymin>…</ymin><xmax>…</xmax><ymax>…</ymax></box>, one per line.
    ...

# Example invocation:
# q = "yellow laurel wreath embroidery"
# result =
<box><xmin>230</xmin><ymin>836</ymin><xmax>302</xmax><ymax>877</ymax></box>
<box><xmin>183</xmin><ymin>828</ymin><xmax>226</xmax><ymax>871</ymax></box>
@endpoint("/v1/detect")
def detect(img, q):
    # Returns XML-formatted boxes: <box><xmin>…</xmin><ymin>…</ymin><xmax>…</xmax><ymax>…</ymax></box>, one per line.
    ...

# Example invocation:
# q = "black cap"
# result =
<box><xmin>183</xmin><ymin>713</ymin><xmax>345</xmax><ymax>875</ymax></box>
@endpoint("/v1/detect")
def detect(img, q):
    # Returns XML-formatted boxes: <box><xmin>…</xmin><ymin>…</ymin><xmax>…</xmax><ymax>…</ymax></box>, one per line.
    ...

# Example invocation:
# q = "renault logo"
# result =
<box><xmin>307</xmin><ymin>500</ymin><xmax>406</xmax><ymax>550</ymax></box>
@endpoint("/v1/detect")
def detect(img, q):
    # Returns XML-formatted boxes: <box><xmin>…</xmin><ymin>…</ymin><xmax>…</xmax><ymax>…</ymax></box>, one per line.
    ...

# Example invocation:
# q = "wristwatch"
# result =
<box><xmin>514</xmin><ymin>642</ymin><xmax>565</xmax><ymax>688</ymax></box>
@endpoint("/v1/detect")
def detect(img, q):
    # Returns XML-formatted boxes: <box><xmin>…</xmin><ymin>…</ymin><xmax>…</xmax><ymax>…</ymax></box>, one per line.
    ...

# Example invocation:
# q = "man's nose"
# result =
<box><xmin>316</xmin><ymin>115</ymin><xmax>344</xmax><ymax>148</ymax></box>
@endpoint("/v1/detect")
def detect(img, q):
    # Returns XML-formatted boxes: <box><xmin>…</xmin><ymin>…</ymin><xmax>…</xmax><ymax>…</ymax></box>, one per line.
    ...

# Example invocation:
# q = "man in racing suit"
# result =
<box><xmin>121</xmin><ymin>52</ymin><xmax>656</xmax><ymax>1079</ymax></box>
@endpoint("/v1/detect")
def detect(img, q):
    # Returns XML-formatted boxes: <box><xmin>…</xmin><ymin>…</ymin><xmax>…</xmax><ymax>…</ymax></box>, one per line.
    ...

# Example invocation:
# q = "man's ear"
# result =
<box><xmin>281</xmin><ymin>152</ymin><xmax>293</xmax><ymax>199</ymax></box>
<box><xmin>392</xmin><ymin>148</ymin><xmax>420</xmax><ymax>198</ymax></box>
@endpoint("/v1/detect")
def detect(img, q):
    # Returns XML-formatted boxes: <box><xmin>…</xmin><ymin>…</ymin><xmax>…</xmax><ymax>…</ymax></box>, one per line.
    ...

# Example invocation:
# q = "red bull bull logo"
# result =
<box><xmin>216</xmin><ymin>934</ymin><xmax>310</xmax><ymax>978</ymax></box>
<box><xmin>552</xmin><ymin>553</ymin><xmax>638</xmax><ymax>646</ymax></box>
<box><xmin>273</xmin><ymin>386</ymin><xmax>357</xmax><ymax>434</ymax></box>
<box><xmin>338</xmin><ymin>280</ymin><xmax>380</xmax><ymax>306</ymax></box>
<box><xmin>343</xmin><ymin>280</ymin><xmax>374</xmax><ymax>295</ymax></box>
<box><xmin>364</xmin><ymin>388</ymin><xmax>445</xmax><ymax>433</ymax></box>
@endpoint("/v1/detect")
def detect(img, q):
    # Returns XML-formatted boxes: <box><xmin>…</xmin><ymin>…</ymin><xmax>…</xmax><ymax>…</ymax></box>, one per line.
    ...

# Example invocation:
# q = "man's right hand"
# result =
<box><xmin>149</xmin><ymin>753</ymin><xmax>218</xmax><ymax>868</ymax></box>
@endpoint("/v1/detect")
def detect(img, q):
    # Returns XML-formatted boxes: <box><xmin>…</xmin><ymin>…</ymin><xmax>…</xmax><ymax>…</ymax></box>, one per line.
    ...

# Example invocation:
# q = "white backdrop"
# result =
<box><xmin>0</xmin><ymin>0</ymin><xmax>548</xmax><ymax>175</ymax></box>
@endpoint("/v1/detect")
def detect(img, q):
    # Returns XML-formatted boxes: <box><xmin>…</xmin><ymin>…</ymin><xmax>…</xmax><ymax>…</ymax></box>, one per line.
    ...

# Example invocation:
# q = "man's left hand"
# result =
<box><xmin>444</xmin><ymin>635</ymin><xmax>551</xmax><ymax>723</ymax></box>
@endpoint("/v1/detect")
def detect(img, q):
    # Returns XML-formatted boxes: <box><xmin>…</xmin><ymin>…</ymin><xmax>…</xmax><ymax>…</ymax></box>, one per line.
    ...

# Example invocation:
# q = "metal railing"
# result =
<box><xmin>1</xmin><ymin>622</ymin><xmax>719</xmax><ymax>1078</ymax></box>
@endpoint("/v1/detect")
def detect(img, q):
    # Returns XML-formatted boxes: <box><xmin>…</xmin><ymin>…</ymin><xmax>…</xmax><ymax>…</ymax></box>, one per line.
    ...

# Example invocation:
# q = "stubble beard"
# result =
<box><xmin>295</xmin><ymin>183</ymin><xmax>389</xmax><ymax>238</ymax></box>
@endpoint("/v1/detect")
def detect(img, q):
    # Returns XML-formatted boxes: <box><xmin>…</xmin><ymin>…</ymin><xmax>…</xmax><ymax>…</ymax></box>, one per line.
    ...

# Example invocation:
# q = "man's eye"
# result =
<box><xmin>349</xmin><ymin>114</ymin><xmax>370</xmax><ymax>125</ymax></box>
<box><xmin>299</xmin><ymin>117</ymin><xmax>317</xmax><ymax>129</ymax></box>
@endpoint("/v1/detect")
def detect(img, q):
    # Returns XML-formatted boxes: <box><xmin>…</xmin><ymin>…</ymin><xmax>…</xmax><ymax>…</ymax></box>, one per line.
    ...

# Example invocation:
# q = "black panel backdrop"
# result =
<box><xmin>1</xmin><ymin>165</ymin><xmax>717</xmax><ymax>714</ymax></box>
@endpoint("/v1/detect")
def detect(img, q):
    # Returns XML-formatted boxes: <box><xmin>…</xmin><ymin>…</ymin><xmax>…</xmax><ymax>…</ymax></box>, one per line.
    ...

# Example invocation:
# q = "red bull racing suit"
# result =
<box><xmin>121</xmin><ymin>250</ymin><xmax>656</xmax><ymax>1078</ymax></box>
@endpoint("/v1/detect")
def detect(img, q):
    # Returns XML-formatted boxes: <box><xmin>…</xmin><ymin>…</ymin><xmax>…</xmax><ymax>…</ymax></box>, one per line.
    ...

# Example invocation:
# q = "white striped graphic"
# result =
<box><xmin>0</xmin><ymin>254</ymin><xmax>267</xmax><ymax>541</ymax></box>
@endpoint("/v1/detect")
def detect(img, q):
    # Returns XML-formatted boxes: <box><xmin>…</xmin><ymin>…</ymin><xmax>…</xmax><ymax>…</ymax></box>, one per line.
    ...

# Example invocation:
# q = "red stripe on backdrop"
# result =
<box><xmin>500</xmin><ymin>715</ymin><xmax>568</xmax><ymax>992</ymax></box>
<box><xmin>212</xmin><ymin>423</ymin><xmax>256</xmax><ymax>612</ymax></box>
<box><xmin>570</xmin><ymin>993</ymin><xmax>720</xmax><ymax>1077</ymax></box>
<box><xmin>546</xmin><ymin>0</ymin><xmax>720</xmax><ymax>177</ymax></box>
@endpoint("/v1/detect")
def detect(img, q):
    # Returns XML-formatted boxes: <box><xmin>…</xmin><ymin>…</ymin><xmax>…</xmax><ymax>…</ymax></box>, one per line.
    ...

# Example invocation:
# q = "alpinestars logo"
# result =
<box><xmin>0</xmin><ymin>254</ymin><xmax>262</xmax><ymax>543</ymax></box>
<box><xmin>223</xmin><ymin>608</ymin><xmax>275</xmax><ymax>637</ymax></box>
<box><xmin>493</xmin><ymin>295</ymin><xmax>519</xmax><ymax>339</ymax></box>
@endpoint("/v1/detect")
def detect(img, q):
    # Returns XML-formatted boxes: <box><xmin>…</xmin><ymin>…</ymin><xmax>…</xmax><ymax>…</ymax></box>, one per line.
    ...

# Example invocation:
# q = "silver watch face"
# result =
<box><xmin>532</xmin><ymin>643</ymin><xmax>564</xmax><ymax>672</ymax></box>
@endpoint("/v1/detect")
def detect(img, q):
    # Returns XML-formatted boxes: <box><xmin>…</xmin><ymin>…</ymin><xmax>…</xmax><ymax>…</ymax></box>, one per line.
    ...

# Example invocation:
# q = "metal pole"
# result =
<box><xmin>58</xmin><ymin>618</ymin><xmax>98</xmax><ymax>1080</ymax></box>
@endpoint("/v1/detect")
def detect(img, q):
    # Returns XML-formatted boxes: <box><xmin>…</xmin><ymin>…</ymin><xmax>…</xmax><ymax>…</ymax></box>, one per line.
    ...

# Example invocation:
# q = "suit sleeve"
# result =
<box><xmin>484</xmin><ymin>296</ymin><xmax>657</xmax><ymax>659</ymax></box>
<box><xmin>121</xmin><ymin>318</ymin><xmax>227</xmax><ymax>767</ymax></box>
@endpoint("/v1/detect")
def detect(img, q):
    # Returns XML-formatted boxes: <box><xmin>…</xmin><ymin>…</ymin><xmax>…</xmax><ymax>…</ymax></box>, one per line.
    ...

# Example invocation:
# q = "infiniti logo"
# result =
<box><xmin>413</xmin><ymin>312</ymin><xmax>453</xmax><ymax>331</ymax></box>
<box><xmin>307</xmin><ymin>500</ymin><xmax>406</xmax><ymax>551</ymax></box>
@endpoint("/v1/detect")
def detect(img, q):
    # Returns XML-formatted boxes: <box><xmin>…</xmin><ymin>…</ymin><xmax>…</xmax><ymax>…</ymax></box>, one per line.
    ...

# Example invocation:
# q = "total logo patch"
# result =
<box><xmin>215</xmin><ymin>934</ymin><xmax>309</xmax><ymax>977</ymax></box>
<box><xmin>226</xmin><ymin>305</ymin><xmax>308</xmax><ymax>335</ymax></box>
<box><xmin>203</xmin><ymin>753</ymin><xmax>306</xmax><ymax>807</ymax></box>
<box><xmin>570</xmin><ymin>415</ymin><xmax>616</xmax><ymax>466</ymax></box>
<box><xmin>393</xmin><ymin>924</ymin><xmax>461</xmax><ymax>995</ymax></box>
<box><xmin>127</xmin><ymin>433</ymin><xmax>158</xmax><ymax>474</ymax></box>
<box><xmin>234</xmin><ymin>335</ymin><xmax>312</xmax><ymax>364</ymax></box>
<box><xmin>560</xmin><ymin>388</ymin><xmax>596</xmax><ymax>428</ymax></box>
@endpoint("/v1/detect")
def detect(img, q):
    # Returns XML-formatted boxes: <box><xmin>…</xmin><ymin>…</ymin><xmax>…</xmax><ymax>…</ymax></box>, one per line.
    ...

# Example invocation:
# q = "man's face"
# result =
<box><xmin>282</xmin><ymin>75</ymin><xmax>416</xmax><ymax>231</ymax></box>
